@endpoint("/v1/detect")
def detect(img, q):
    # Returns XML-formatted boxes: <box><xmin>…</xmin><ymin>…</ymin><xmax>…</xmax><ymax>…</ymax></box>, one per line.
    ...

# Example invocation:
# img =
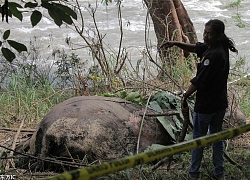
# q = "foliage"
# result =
<box><xmin>119</xmin><ymin>90</ymin><xmax>193</xmax><ymax>142</ymax></box>
<box><xmin>149</xmin><ymin>91</ymin><xmax>182</xmax><ymax>141</ymax></box>
<box><xmin>228</xmin><ymin>56</ymin><xmax>250</xmax><ymax>117</ymax></box>
<box><xmin>0</xmin><ymin>38</ymin><xmax>90</xmax><ymax>127</ymax></box>
<box><xmin>238</xmin><ymin>82</ymin><xmax>250</xmax><ymax>117</ymax></box>
<box><xmin>226</xmin><ymin>0</ymin><xmax>247</xmax><ymax>28</ymax></box>
<box><xmin>54</xmin><ymin>50</ymin><xmax>88</xmax><ymax>88</ymax></box>
<box><xmin>227</xmin><ymin>0</ymin><xmax>243</xmax><ymax>8</ymax></box>
<box><xmin>1</xmin><ymin>0</ymin><xmax>140</xmax><ymax>91</ymax></box>
<box><xmin>1</xmin><ymin>29</ymin><xmax>27</xmax><ymax>62</ymax></box>
<box><xmin>232</xmin><ymin>13</ymin><xmax>246</xmax><ymax>28</ymax></box>
<box><xmin>125</xmin><ymin>91</ymin><xmax>146</xmax><ymax>105</ymax></box>
<box><xmin>0</xmin><ymin>0</ymin><xmax>77</xmax><ymax>62</ymax></box>
<box><xmin>101</xmin><ymin>0</ymin><xmax>113</xmax><ymax>6</ymax></box>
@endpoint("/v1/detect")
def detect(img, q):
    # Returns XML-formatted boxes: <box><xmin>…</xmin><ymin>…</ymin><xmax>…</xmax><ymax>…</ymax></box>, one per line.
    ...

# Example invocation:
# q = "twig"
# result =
<box><xmin>5</xmin><ymin>114</ymin><xmax>26</xmax><ymax>171</ymax></box>
<box><xmin>139</xmin><ymin>111</ymin><xmax>179</xmax><ymax>117</ymax></box>
<box><xmin>114</xmin><ymin>1</ymin><xmax>124</xmax><ymax>74</ymax></box>
<box><xmin>136</xmin><ymin>94</ymin><xmax>152</xmax><ymax>154</ymax></box>
<box><xmin>224</xmin><ymin>151</ymin><xmax>244</xmax><ymax>171</ymax></box>
<box><xmin>0</xmin><ymin>128</ymin><xmax>35</xmax><ymax>133</ymax></box>
<box><xmin>0</xmin><ymin>144</ymin><xmax>85</xmax><ymax>168</ymax></box>
<box><xmin>228</xmin><ymin>72</ymin><xmax>250</xmax><ymax>85</ymax></box>
<box><xmin>177</xmin><ymin>108</ymin><xmax>190</xmax><ymax>143</ymax></box>
<box><xmin>151</xmin><ymin>106</ymin><xmax>191</xmax><ymax>171</ymax></box>
<box><xmin>64</xmin><ymin>144</ymin><xmax>75</xmax><ymax>163</ymax></box>
<box><xmin>144</xmin><ymin>10</ymin><xmax>184</xmax><ymax>93</ymax></box>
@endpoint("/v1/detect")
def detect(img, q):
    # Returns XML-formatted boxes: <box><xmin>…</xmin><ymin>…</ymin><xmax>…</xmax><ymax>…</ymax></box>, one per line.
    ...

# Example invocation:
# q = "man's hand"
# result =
<box><xmin>160</xmin><ymin>41</ymin><xmax>176</xmax><ymax>48</ymax></box>
<box><xmin>181</xmin><ymin>94</ymin><xmax>189</xmax><ymax>115</ymax></box>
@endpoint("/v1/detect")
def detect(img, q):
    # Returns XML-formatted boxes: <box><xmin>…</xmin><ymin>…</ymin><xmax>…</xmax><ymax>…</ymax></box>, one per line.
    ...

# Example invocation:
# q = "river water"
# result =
<box><xmin>1</xmin><ymin>0</ymin><xmax>250</xmax><ymax>72</ymax></box>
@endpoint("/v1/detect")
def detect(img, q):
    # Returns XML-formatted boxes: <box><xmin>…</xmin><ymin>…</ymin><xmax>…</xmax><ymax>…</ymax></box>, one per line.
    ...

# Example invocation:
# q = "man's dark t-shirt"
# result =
<box><xmin>190</xmin><ymin>42</ymin><xmax>229</xmax><ymax>113</ymax></box>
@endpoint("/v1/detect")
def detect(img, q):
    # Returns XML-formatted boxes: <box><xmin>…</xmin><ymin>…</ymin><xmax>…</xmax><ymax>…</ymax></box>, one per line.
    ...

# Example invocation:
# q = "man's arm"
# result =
<box><xmin>181</xmin><ymin>83</ymin><xmax>197</xmax><ymax>109</ymax></box>
<box><xmin>183</xmin><ymin>84</ymin><xmax>197</xmax><ymax>100</ymax></box>
<box><xmin>161</xmin><ymin>41</ymin><xmax>196</xmax><ymax>53</ymax></box>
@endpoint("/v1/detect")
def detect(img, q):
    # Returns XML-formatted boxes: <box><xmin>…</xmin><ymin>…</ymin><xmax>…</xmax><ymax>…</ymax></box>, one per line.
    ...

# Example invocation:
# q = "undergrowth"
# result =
<box><xmin>0</xmin><ymin>37</ymin><xmax>250</xmax><ymax>180</ymax></box>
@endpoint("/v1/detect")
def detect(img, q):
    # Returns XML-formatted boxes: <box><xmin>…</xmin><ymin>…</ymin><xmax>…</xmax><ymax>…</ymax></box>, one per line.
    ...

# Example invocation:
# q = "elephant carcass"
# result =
<box><xmin>29</xmin><ymin>96</ymin><xmax>172</xmax><ymax>165</ymax></box>
<box><xmin>224</xmin><ymin>90</ymin><xmax>246</xmax><ymax>128</ymax></box>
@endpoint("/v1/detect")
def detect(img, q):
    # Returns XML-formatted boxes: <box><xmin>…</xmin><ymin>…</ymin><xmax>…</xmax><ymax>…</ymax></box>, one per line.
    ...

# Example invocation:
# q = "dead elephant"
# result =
<box><xmin>27</xmin><ymin>96</ymin><xmax>173</xmax><ymax>170</ymax></box>
<box><xmin>19</xmin><ymin>92</ymin><xmax>245</xmax><ymax>171</ymax></box>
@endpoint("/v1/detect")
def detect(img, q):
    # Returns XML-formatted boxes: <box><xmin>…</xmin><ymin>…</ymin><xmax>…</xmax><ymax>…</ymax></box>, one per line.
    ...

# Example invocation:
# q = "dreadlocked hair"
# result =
<box><xmin>227</xmin><ymin>36</ymin><xmax>238</xmax><ymax>54</ymax></box>
<box><xmin>206</xmin><ymin>19</ymin><xmax>238</xmax><ymax>54</ymax></box>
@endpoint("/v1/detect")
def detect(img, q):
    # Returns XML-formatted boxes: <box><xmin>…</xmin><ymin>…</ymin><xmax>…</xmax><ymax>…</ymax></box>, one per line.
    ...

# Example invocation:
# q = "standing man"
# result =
<box><xmin>161</xmin><ymin>19</ymin><xmax>238</xmax><ymax>180</ymax></box>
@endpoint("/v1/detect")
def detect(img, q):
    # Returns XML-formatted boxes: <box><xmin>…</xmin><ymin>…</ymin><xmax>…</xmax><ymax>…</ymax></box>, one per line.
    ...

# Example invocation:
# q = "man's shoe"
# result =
<box><xmin>215</xmin><ymin>176</ymin><xmax>225</xmax><ymax>180</ymax></box>
<box><xmin>211</xmin><ymin>174</ymin><xmax>225</xmax><ymax>180</ymax></box>
<box><xmin>188</xmin><ymin>174</ymin><xmax>199</xmax><ymax>180</ymax></box>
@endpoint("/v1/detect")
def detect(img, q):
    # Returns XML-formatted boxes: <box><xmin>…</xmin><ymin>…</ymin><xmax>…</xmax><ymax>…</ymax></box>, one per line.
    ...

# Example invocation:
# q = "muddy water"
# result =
<box><xmin>0</xmin><ymin>0</ymin><xmax>249</xmax><ymax>71</ymax></box>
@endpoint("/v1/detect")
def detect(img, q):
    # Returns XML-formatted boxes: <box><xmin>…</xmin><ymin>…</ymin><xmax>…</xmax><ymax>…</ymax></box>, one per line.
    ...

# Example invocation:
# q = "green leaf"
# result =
<box><xmin>24</xmin><ymin>2</ymin><xmax>38</xmax><ymax>8</ymax></box>
<box><xmin>41</xmin><ymin>2</ymin><xmax>54</xmax><ymax>10</ymax></box>
<box><xmin>101</xmin><ymin>0</ymin><xmax>112</xmax><ymax>6</ymax></box>
<box><xmin>173</xmin><ymin>115</ymin><xmax>182</xmax><ymax>130</ymax></box>
<box><xmin>0</xmin><ymin>151</ymin><xmax>7</xmax><ymax>158</ymax></box>
<box><xmin>151</xmin><ymin>91</ymin><xmax>180</xmax><ymax>110</ymax></box>
<box><xmin>7</xmin><ymin>40</ymin><xmax>27</xmax><ymax>53</ymax></box>
<box><xmin>157</xmin><ymin>116</ymin><xmax>176</xmax><ymax>140</ymax></box>
<box><xmin>42</xmin><ymin>1</ymin><xmax>76</xmax><ymax>25</ymax></box>
<box><xmin>1</xmin><ymin>48</ymin><xmax>16</xmax><ymax>62</ymax></box>
<box><xmin>8</xmin><ymin>2</ymin><xmax>22</xmax><ymax>8</ymax></box>
<box><xmin>148</xmin><ymin>100</ymin><xmax>176</xmax><ymax>140</ymax></box>
<box><xmin>119</xmin><ymin>90</ymin><xmax>127</xmax><ymax>99</ymax></box>
<box><xmin>48</xmin><ymin>10</ymin><xmax>62</xmax><ymax>26</ymax></box>
<box><xmin>144</xmin><ymin>144</ymin><xmax>166</xmax><ymax>152</ymax></box>
<box><xmin>55</xmin><ymin>3</ymin><xmax>77</xmax><ymax>20</ymax></box>
<box><xmin>3</xmin><ymin>30</ymin><xmax>10</xmax><ymax>40</ymax></box>
<box><xmin>41</xmin><ymin>2</ymin><xmax>64</xmax><ymax>26</ymax></box>
<box><xmin>9</xmin><ymin>6</ymin><xmax>23</xmax><ymax>21</ymax></box>
<box><xmin>184</xmin><ymin>133</ymin><xmax>193</xmax><ymax>141</ymax></box>
<box><xmin>7</xmin><ymin>9</ymin><xmax>13</xmax><ymax>18</ymax></box>
<box><xmin>125</xmin><ymin>92</ymin><xmax>142</xmax><ymax>104</ymax></box>
<box><xmin>149</xmin><ymin>101</ymin><xmax>163</xmax><ymax>113</ymax></box>
<box><xmin>55</xmin><ymin>8</ymin><xmax>73</xmax><ymax>24</ymax></box>
<box><xmin>177</xmin><ymin>108</ymin><xmax>184</xmax><ymax>120</ymax></box>
<box><xmin>31</xmin><ymin>10</ymin><xmax>42</xmax><ymax>27</ymax></box>
<box><xmin>101</xmin><ymin>93</ymin><xmax>116</xmax><ymax>97</ymax></box>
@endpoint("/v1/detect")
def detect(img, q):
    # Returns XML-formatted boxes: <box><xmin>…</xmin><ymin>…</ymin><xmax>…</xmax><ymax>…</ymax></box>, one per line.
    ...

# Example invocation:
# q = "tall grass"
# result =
<box><xmin>0</xmin><ymin>71</ymin><xmax>75</xmax><ymax>128</ymax></box>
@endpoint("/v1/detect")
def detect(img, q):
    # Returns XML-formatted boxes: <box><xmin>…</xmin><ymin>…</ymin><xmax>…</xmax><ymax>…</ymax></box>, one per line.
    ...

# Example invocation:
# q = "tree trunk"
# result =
<box><xmin>144</xmin><ymin>0</ymin><xmax>197</xmax><ymax>46</ymax></box>
<box><xmin>143</xmin><ymin>0</ymin><xmax>197</xmax><ymax>78</ymax></box>
<box><xmin>173</xmin><ymin>0</ymin><xmax>197</xmax><ymax>44</ymax></box>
